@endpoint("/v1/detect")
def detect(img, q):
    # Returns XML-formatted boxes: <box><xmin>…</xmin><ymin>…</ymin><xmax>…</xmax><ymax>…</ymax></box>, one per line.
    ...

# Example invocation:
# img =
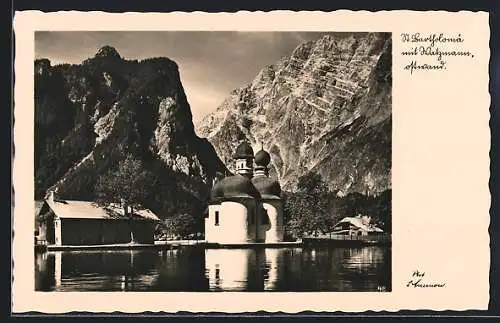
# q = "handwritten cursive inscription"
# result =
<box><xmin>404</xmin><ymin>60</ymin><xmax>445</xmax><ymax>75</ymax></box>
<box><xmin>401</xmin><ymin>33</ymin><xmax>464</xmax><ymax>46</ymax></box>
<box><xmin>406</xmin><ymin>270</ymin><xmax>446</xmax><ymax>288</ymax></box>
<box><xmin>400</xmin><ymin>33</ymin><xmax>475</xmax><ymax>75</ymax></box>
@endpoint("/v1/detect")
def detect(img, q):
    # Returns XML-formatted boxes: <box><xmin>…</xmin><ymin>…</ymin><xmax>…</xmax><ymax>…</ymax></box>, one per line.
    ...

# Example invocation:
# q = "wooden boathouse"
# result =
<box><xmin>35</xmin><ymin>192</ymin><xmax>160</xmax><ymax>247</ymax></box>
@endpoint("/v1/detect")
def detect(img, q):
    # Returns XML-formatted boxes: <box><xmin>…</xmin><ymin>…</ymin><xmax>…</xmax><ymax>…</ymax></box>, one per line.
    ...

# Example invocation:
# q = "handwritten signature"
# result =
<box><xmin>406</xmin><ymin>270</ymin><xmax>446</xmax><ymax>288</ymax></box>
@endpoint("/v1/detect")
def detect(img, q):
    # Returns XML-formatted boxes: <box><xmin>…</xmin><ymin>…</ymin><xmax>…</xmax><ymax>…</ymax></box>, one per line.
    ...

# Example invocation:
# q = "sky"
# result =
<box><xmin>35</xmin><ymin>31</ymin><xmax>335</xmax><ymax>122</ymax></box>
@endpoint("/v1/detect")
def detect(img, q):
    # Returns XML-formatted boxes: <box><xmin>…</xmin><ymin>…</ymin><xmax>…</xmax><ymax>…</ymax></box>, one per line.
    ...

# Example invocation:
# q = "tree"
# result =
<box><xmin>298</xmin><ymin>171</ymin><xmax>332</xmax><ymax>236</ymax></box>
<box><xmin>323</xmin><ymin>197</ymin><xmax>345</xmax><ymax>238</ymax></box>
<box><xmin>283</xmin><ymin>191</ymin><xmax>314</xmax><ymax>238</ymax></box>
<box><xmin>167</xmin><ymin>213</ymin><xmax>198</xmax><ymax>239</ymax></box>
<box><xmin>284</xmin><ymin>171</ymin><xmax>334</xmax><ymax>239</ymax></box>
<box><xmin>95</xmin><ymin>154</ymin><xmax>157</xmax><ymax>216</ymax></box>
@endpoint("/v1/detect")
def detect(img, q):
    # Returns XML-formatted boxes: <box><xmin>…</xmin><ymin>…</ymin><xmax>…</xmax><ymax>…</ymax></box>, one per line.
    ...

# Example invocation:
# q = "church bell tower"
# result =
<box><xmin>233</xmin><ymin>141</ymin><xmax>254</xmax><ymax>178</ymax></box>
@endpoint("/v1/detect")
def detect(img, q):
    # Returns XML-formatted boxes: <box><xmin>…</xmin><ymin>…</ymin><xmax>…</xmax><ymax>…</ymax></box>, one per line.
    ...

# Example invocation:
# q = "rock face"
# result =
<box><xmin>195</xmin><ymin>33</ymin><xmax>392</xmax><ymax>196</ymax></box>
<box><xmin>35</xmin><ymin>48</ymin><xmax>228</xmax><ymax>217</ymax></box>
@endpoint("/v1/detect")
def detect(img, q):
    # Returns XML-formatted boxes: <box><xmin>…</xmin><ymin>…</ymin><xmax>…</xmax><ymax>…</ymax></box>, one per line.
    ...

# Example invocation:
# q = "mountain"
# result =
<box><xmin>35</xmin><ymin>46</ymin><xmax>228</xmax><ymax>218</ymax></box>
<box><xmin>195</xmin><ymin>33</ymin><xmax>392</xmax><ymax>196</ymax></box>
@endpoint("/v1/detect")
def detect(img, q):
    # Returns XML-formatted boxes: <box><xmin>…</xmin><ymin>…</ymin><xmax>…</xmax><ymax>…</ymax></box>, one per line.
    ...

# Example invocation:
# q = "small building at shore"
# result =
<box><xmin>36</xmin><ymin>192</ymin><xmax>160</xmax><ymax>246</ymax></box>
<box><xmin>205</xmin><ymin>142</ymin><xmax>284</xmax><ymax>244</ymax></box>
<box><xmin>331</xmin><ymin>215</ymin><xmax>384</xmax><ymax>237</ymax></box>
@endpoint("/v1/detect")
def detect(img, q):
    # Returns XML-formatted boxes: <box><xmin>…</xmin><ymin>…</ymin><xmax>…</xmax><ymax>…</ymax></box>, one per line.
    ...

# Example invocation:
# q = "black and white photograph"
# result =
<box><xmin>33</xmin><ymin>30</ymin><xmax>392</xmax><ymax>292</ymax></box>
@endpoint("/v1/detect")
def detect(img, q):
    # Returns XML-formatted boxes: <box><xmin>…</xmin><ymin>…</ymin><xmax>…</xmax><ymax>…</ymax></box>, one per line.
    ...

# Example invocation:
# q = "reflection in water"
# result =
<box><xmin>264</xmin><ymin>248</ymin><xmax>279</xmax><ymax>290</ymax></box>
<box><xmin>35</xmin><ymin>246</ymin><xmax>391</xmax><ymax>292</ymax></box>
<box><xmin>35</xmin><ymin>250</ymin><xmax>162</xmax><ymax>291</ymax></box>
<box><xmin>205</xmin><ymin>249</ymin><xmax>250</xmax><ymax>291</ymax></box>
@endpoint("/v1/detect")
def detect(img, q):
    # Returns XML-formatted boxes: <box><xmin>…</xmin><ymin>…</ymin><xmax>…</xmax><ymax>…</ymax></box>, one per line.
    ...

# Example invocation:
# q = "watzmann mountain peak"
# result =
<box><xmin>195</xmin><ymin>32</ymin><xmax>392</xmax><ymax>196</ymax></box>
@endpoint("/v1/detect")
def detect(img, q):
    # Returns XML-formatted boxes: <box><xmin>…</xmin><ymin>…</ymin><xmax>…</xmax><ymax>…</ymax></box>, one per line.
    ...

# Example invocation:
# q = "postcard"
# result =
<box><xmin>12</xmin><ymin>10</ymin><xmax>491</xmax><ymax>313</ymax></box>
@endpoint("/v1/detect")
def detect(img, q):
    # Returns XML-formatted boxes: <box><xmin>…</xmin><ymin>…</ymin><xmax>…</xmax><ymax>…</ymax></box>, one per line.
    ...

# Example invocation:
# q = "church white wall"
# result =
<box><xmin>262</xmin><ymin>200</ymin><xmax>284</xmax><ymax>242</ymax></box>
<box><xmin>219</xmin><ymin>200</ymin><xmax>251</xmax><ymax>243</ymax></box>
<box><xmin>205</xmin><ymin>197</ymin><xmax>284</xmax><ymax>244</ymax></box>
<box><xmin>205</xmin><ymin>200</ymin><xmax>254</xmax><ymax>244</ymax></box>
<box><xmin>205</xmin><ymin>204</ymin><xmax>220</xmax><ymax>243</ymax></box>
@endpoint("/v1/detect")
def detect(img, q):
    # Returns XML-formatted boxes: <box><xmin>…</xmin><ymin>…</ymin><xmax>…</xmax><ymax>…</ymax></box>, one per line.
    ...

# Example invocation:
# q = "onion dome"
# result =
<box><xmin>210</xmin><ymin>180</ymin><xmax>224</xmax><ymax>200</ymax></box>
<box><xmin>254</xmin><ymin>149</ymin><xmax>271</xmax><ymax>167</ymax></box>
<box><xmin>211</xmin><ymin>174</ymin><xmax>261</xmax><ymax>202</ymax></box>
<box><xmin>233</xmin><ymin>141</ymin><xmax>254</xmax><ymax>159</ymax></box>
<box><xmin>251</xmin><ymin>175</ymin><xmax>281</xmax><ymax>199</ymax></box>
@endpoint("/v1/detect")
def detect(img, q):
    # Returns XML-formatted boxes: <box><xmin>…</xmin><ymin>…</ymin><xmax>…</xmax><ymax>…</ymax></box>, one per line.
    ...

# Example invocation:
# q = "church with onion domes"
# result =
<box><xmin>205</xmin><ymin>142</ymin><xmax>284</xmax><ymax>244</ymax></box>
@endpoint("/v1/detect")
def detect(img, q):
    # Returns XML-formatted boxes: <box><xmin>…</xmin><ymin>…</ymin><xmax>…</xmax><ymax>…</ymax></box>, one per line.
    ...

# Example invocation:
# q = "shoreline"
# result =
<box><xmin>35</xmin><ymin>236</ymin><xmax>390</xmax><ymax>252</ymax></box>
<box><xmin>38</xmin><ymin>241</ymin><xmax>303</xmax><ymax>252</ymax></box>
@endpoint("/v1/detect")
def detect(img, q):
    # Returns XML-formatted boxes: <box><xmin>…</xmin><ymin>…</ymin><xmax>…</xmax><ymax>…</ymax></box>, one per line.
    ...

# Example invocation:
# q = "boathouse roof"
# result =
<box><xmin>38</xmin><ymin>198</ymin><xmax>160</xmax><ymax>221</ymax></box>
<box><xmin>335</xmin><ymin>216</ymin><xmax>384</xmax><ymax>233</ymax></box>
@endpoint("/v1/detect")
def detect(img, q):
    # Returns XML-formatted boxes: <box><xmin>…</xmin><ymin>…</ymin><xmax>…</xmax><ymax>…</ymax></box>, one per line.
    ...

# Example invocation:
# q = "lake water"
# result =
<box><xmin>35</xmin><ymin>246</ymin><xmax>391</xmax><ymax>292</ymax></box>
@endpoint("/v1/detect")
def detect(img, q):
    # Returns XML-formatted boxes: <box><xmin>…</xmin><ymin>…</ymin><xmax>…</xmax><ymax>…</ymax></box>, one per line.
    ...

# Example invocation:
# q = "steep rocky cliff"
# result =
<box><xmin>196</xmin><ymin>33</ymin><xmax>392</xmax><ymax>196</ymax></box>
<box><xmin>35</xmin><ymin>47</ymin><xmax>227</xmax><ymax>217</ymax></box>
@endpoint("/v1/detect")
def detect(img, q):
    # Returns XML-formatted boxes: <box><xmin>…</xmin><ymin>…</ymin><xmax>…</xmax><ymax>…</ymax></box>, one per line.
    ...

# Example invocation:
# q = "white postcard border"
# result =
<box><xmin>12</xmin><ymin>10</ymin><xmax>491</xmax><ymax>313</ymax></box>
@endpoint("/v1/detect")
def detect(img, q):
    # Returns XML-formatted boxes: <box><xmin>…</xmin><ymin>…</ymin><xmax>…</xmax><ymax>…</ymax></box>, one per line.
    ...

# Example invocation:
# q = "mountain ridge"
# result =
<box><xmin>195</xmin><ymin>32</ymin><xmax>392</xmax><ymax>196</ymax></box>
<box><xmin>35</xmin><ymin>32</ymin><xmax>392</xmax><ymax>220</ymax></box>
<box><xmin>35</xmin><ymin>47</ymin><xmax>228</xmax><ymax>218</ymax></box>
